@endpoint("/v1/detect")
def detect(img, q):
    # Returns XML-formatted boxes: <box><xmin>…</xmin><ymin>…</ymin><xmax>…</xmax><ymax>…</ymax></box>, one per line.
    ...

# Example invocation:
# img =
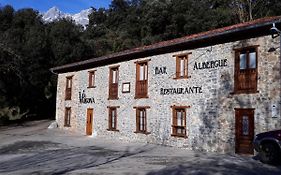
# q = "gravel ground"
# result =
<box><xmin>0</xmin><ymin>120</ymin><xmax>280</xmax><ymax>175</ymax></box>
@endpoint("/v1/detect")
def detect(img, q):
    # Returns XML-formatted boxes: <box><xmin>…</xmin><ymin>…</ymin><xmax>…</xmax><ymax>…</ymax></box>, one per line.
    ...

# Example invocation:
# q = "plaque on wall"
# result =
<box><xmin>122</xmin><ymin>82</ymin><xmax>130</xmax><ymax>93</ymax></box>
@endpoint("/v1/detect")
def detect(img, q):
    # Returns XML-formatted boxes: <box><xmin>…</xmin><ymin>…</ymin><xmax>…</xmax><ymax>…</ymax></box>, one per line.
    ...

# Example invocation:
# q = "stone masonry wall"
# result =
<box><xmin>55</xmin><ymin>35</ymin><xmax>281</xmax><ymax>153</ymax></box>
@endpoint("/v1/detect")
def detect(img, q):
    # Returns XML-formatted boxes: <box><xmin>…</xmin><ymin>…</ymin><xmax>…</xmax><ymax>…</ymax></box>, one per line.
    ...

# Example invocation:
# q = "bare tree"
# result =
<box><xmin>232</xmin><ymin>0</ymin><xmax>263</xmax><ymax>22</ymax></box>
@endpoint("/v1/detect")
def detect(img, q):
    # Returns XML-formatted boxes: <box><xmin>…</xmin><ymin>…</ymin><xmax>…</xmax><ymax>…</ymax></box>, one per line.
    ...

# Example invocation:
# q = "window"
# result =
<box><xmin>134</xmin><ymin>107</ymin><xmax>150</xmax><ymax>134</ymax></box>
<box><xmin>109</xmin><ymin>66</ymin><xmax>119</xmax><ymax>99</ymax></box>
<box><xmin>234</xmin><ymin>47</ymin><xmax>258</xmax><ymax>93</ymax></box>
<box><xmin>122</xmin><ymin>82</ymin><xmax>130</xmax><ymax>93</ymax></box>
<box><xmin>108</xmin><ymin>107</ymin><xmax>118</xmax><ymax>131</ymax></box>
<box><xmin>65</xmin><ymin>76</ymin><xmax>73</xmax><ymax>100</ymax></box>
<box><xmin>88</xmin><ymin>71</ymin><xmax>96</xmax><ymax>88</ymax></box>
<box><xmin>135</xmin><ymin>61</ymin><xmax>148</xmax><ymax>98</ymax></box>
<box><xmin>171</xmin><ymin>106</ymin><xmax>188</xmax><ymax>138</ymax></box>
<box><xmin>175</xmin><ymin>54</ymin><xmax>190</xmax><ymax>79</ymax></box>
<box><xmin>64</xmin><ymin>107</ymin><xmax>71</xmax><ymax>127</ymax></box>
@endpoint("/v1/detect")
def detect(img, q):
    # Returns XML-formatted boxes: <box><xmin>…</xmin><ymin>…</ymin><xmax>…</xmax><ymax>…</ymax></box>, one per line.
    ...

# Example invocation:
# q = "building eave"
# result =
<box><xmin>50</xmin><ymin>16</ymin><xmax>281</xmax><ymax>74</ymax></box>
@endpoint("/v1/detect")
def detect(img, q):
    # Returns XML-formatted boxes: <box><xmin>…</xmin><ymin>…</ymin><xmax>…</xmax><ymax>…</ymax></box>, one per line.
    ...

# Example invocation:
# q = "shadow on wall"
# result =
<box><xmin>191</xmin><ymin>70</ymin><xmax>239</xmax><ymax>152</ymax></box>
<box><xmin>191</xmin><ymin>47</ymin><xmax>280</xmax><ymax>153</ymax></box>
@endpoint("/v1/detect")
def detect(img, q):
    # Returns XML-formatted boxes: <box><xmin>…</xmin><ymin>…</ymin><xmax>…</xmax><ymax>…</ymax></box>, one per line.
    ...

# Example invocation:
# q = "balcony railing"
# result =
<box><xmin>135</xmin><ymin>80</ymin><xmax>147</xmax><ymax>98</ymax></box>
<box><xmin>65</xmin><ymin>88</ymin><xmax>72</xmax><ymax>100</ymax></box>
<box><xmin>109</xmin><ymin>83</ymin><xmax>118</xmax><ymax>99</ymax></box>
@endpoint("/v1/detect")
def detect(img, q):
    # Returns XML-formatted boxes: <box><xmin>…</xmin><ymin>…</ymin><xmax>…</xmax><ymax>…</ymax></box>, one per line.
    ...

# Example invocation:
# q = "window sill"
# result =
<box><xmin>230</xmin><ymin>90</ymin><xmax>259</xmax><ymax>95</ymax></box>
<box><xmin>87</xmin><ymin>86</ymin><xmax>96</xmax><ymax>88</ymax></box>
<box><xmin>173</xmin><ymin>76</ymin><xmax>191</xmax><ymax>80</ymax></box>
<box><xmin>108</xmin><ymin>97</ymin><xmax>119</xmax><ymax>100</ymax></box>
<box><xmin>134</xmin><ymin>131</ymin><xmax>151</xmax><ymax>135</ymax></box>
<box><xmin>171</xmin><ymin>134</ymin><xmax>187</xmax><ymax>138</ymax></box>
<box><xmin>107</xmin><ymin>129</ymin><xmax>119</xmax><ymax>132</ymax></box>
<box><xmin>134</xmin><ymin>96</ymin><xmax>149</xmax><ymax>99</ymax></box>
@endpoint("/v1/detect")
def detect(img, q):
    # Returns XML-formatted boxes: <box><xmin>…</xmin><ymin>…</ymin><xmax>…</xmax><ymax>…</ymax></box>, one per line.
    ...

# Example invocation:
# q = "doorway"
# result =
<box><xmin>235</xmin><ymin>108</ymin><xmax>255</xmax><ymax>154</ymax></box>
<box><xmin>86</xmin><ymin>108</ymin><xmax>93</xmax><ymax>135</ymax></box>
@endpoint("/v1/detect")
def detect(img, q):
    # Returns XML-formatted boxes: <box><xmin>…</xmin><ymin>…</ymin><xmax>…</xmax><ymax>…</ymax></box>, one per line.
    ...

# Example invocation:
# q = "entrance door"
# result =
<box><xmin>86</xmin><ymin>108</ymin><xmax>93</xmax><ymax>135</ymax></box>
<box><xmin>235</xmin><ymin>108</ymin><xmax>255</xmax><ymax>154</ymax></box>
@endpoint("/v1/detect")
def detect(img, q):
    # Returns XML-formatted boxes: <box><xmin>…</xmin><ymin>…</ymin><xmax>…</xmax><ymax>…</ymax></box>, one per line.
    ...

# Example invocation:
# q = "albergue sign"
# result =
<box><xmin>193</xmin><ymin>59</ymin><xmax>227</xmax><ymax>70</ymax></box>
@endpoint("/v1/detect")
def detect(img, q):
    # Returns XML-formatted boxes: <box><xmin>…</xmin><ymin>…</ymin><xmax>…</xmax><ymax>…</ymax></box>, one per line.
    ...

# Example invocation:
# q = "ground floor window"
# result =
<box><xmin>171</xmin><ymin>106</ymin><xmax>189</xmax><ymax>138</ymax></box>
<box><xmin>64</xmin><ymin>107</ymin><xmax>71</xmax><ymax>127</ymax></box>
<box><xmin>134</xmin><ymin>106</ymin><xmax>150</xmax><ymax>134</ymax></box>
<box><xmin>108</xmin><ymin>107</ymin><xmax>119</xmax><ymax>131</ymax></box>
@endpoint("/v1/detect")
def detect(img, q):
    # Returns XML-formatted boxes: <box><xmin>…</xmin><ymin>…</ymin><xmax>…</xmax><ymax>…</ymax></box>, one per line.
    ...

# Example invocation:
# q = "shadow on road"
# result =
<box><xmin>0</xmin><ymin>140</ymin><xmax>153</xmax><ymax>174</ymax></box>
<box><xmin>147</xmin><ymin>153</ymin><xmax>281</xmax><ymax>175</ymax></box>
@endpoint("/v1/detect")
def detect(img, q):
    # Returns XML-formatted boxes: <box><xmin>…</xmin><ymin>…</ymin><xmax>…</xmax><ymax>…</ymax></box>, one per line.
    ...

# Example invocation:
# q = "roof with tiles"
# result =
<box><xmin>51</xmin><ymin>16</ymin><xmax>281</xmax><ymax>73</ymax></box>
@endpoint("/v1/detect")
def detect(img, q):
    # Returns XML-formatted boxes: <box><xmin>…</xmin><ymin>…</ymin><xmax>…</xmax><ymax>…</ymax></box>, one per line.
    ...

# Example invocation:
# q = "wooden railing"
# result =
<box><xmin>135</xmin><ymin>80</ymin><xmax>147</xmax><ymax>98</ymax></box>
<box><xmin>109</xmin><ymin>83</ymin><xmax>118</xmax><ymax>99</ymax></box>
<box><xmin>65</xmin><ymin>88</ymin><xmax>72</xmax><ymax>100</ymax></box>
<box><xmin>236</xmin><ymin>69</ymin><xmax>257</xmax><ymax>92</ymax></box>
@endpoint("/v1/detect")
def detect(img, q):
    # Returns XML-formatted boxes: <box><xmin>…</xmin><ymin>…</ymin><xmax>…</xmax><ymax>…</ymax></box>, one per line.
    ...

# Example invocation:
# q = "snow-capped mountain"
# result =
<box><xmin>72</xmin><ymin>8</ymin><xmax>93</xmax><ymax>28</ymax></box>
<box><xmin>42</xmin><ymin>6</ymin><xmax>92</xmax><ymax>28</ymax></box>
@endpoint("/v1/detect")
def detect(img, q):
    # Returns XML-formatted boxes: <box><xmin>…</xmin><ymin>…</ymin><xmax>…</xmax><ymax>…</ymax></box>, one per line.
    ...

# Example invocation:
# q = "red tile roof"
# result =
<box><xmin>51</xmin><ymin>16</ymin><xmax>281</xmax><ymax>73</ymax></box>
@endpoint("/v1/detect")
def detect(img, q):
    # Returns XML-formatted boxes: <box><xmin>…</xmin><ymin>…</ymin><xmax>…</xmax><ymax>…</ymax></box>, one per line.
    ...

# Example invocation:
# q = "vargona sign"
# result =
<box><xmin>160</xmin><ymin>86</ymin><xmax>203</xmax><ymax>95</ymax></box>
<box><xmin>79</xmin><ymin>90</ymin><xmax>95</xmax><ymax>103</ymax></box>
<box><xmin>193</xmin><ymin>59</ymin><xmax>227</xmax><ymax>70</ymax></box>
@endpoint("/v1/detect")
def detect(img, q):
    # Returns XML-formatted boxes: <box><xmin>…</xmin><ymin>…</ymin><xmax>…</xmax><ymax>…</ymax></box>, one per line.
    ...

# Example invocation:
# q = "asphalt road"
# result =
<box><xmin>0</xmin><ymin>120</ymin><xmax>280</xmax><ymax>175</ymax></box>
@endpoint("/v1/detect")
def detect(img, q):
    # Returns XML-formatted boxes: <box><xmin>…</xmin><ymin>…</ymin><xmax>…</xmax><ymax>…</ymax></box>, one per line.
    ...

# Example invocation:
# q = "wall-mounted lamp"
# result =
<box><xmin>270</xmin><ymin>23</ymin><xmax>281</xmax><ymax>38</ymax></box>
<box><xmin>268</xmin><ymin>47</ymin><xmax>277</xmax><ymax>52</ymax></box>
<box><xmin>268</xmin><ymin>23</ymin><xmax>281</xmax><ymax>52</ymax></box>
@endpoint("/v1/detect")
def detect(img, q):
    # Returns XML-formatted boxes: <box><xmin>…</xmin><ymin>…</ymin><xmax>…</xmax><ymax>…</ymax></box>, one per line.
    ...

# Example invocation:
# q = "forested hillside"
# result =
<box><xmin>1</xmin><ymin>0</ymin><xmax>281</xmax><ymax>123</ymax></box>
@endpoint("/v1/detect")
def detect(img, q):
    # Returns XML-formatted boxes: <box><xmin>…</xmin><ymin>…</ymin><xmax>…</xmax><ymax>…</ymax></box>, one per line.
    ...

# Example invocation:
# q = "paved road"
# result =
<box><xmin>0</xmin><ymin>120</ymin><xmax>280</xmax><ymax>175</ymax></box>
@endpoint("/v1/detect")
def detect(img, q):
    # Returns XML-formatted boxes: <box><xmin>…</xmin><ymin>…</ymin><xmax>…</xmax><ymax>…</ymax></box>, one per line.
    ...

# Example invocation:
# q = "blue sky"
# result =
<box><xmin>0</xmin><ymin>0</ymin><xmax>112</xmax><ymax>14</ymax></box>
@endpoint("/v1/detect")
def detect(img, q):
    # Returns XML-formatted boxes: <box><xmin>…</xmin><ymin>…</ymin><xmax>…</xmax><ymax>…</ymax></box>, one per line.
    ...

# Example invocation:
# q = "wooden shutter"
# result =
<box><xmin>234</xmin><ymin>47</ymin><xmax>258</xmax><ymax>93</ymax></box>
<box><xmin>64</xmin><ymin>108</ymin><xmax>68</xmax><ymax>126</ymax></box>
<box><xmin>108</xmin><ymin>108</ymin><xmax>112</xmax><ymax>129</ymax></box>
<box><xmin>65</xmin><ymin>76</ymin><xmax>72</xmax><ymax>100</ymax></box>
<box><xmin>64</xmin><ymin>107</ymin><xmax>71</xmax><ymax>127</ymax></box>
<box><xmin>172</xmin><ymin>107</ymin><xmax>176</xmax><ymax>135</ymax></box>
<box><xmin>88</xmin><ymin>71</ymin><xmax>95</xmax><ymax>88</ymax></box>
<box><xmin>175</xmin><ymin>55</ymin><xmax>189</xmax><ymax>79</ymax></box>
<box><xmin>109</xmin><ymin>67</ymin><xmax>119</xmax><ymax>99</ymax></box>
<box><xmin>176</xmin><ymin>57</ymin><xmax>180</xmax><ymax>78</ymax></box>
<box><xmin>136</xmin><ymin>109</ymin><xmax>140</xmax><ymax>132</ymax></box>
<box><xmin>171</xmin><ymin>106</ymin><xmax>187</xmax><ymax>137</ymax></box>
<box><xmin>135</xmin><ymin>62</ymin><xmax>148</xmax><ymax>98</ymax></box>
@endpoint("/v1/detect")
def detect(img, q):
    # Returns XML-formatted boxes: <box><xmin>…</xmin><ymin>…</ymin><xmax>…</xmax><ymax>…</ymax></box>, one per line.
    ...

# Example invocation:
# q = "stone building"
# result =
<box><xmin>51</xmin><ymin>17</ymin><xmax>281</xmax><ymax>154</ymax></box>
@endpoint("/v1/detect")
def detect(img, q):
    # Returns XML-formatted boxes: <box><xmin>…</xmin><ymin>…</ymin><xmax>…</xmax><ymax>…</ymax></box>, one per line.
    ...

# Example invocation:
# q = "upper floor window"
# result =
<box><xmin>171</xmin><ymin>106</ymin><xmax>189</xmax><ymax>138</ymax></box>
<box><xmin>88</xmin><ymin>70</ymin><xmax>96</xmax><ymax>88</ymax></box>
<box><xmin>65</xmin><ymin>76</ymin><xmax>73</xmax><ymax>100</ymax></box>
<box><xmin>135</xmin><ymin>61</ymin><xmax>148</xmax><ymax>98</ymax></box>
<box><xmin>64</xmin><ymin>107</ymin><xmax>71</xmax><ymax>127</ymax></box>
<box><xmin>234</xmin><ymin>46</ymin><xmax>258</xmax><ymax>93</ymax></box>
<box><xmin>175</xmin><ymin>53</ymin><xmax>190</xmax><ymax>79</ymax></box>
<box><xmin>109</xmin><ymin>66</ymin><xmax>119</xmax><ymax>100</ymax></box>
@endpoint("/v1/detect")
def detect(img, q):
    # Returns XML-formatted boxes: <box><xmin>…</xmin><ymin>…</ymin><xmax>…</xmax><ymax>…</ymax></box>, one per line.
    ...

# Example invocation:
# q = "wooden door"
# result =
<box><xmin>86</xmin><ymin>108</ymin><xmax>93</xmax><ymax>135</ymax></box>
<box><xmin>235</xmin><ymin>108</ymin><xmax>255</xmax><ymax>154</ymax></box>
